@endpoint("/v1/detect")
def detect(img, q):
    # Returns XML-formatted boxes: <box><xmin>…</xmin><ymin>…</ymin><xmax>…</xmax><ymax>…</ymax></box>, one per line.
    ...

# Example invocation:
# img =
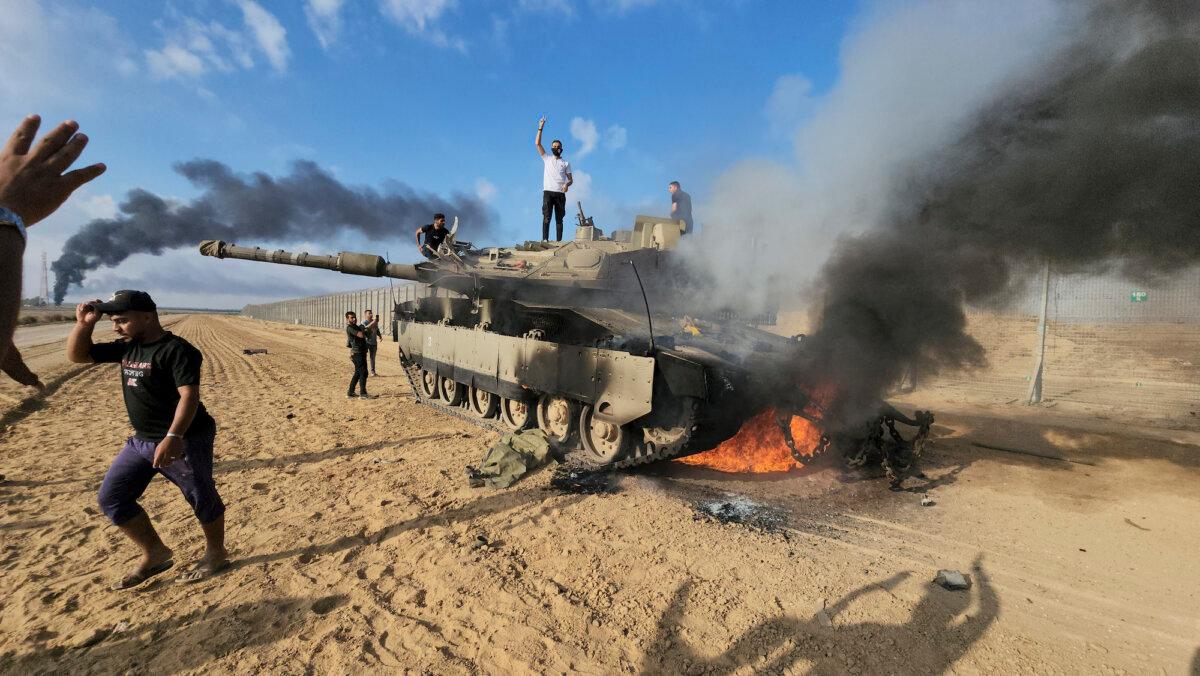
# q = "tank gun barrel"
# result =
<box><xmin>198</xmin><ymin>240</ymin><xmax>418</xmax><ymax>280</ymax></box>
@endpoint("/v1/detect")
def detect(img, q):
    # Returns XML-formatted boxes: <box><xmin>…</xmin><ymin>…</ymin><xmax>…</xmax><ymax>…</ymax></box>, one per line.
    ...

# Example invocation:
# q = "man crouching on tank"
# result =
<box><xmin>66</xmin><ymin>290</ymin><xmax>227</xmax><ymax>589</ymax></box>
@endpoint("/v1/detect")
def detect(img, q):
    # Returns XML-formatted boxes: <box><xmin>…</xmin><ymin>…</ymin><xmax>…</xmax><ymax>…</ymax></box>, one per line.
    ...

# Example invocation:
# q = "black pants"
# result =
<box><xmin>366</xmin><ymin>342</ymin><xmax>378</xmax><ymax>374</ymax></box>
<box><xmin>349</xmin><ymin>352</ymin><xmax>369</xmax><ymax>394</ymax></box>
<box><xmin>542</xmin><ymin>190</ymin><xmax>566</xmax><ymax>241</ymax></box>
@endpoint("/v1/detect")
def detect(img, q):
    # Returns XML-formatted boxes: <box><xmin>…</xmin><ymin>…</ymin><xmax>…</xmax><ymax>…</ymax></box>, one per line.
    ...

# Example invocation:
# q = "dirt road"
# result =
<box><xmin>1</xmin><ymin>315</ymin><xmax>1196</xmax><ymax>674</ymax></box>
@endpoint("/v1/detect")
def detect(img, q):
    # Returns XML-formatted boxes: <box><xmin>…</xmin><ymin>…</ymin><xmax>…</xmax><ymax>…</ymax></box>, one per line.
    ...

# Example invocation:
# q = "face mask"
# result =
<box><xmin>552</xmin><ymin>147</ymin><xmax>562</xmax><ymax>157</ymax></box>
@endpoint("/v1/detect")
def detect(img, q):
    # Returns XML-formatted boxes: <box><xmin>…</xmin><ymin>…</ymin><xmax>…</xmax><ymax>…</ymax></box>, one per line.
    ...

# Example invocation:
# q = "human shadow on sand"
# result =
<box><xmin>0</xmin><ymin>593</ymin><xmax>348</xmax><ymax>674</ymax></box>
<box><xmin>232</xmin><ymin>485</ymin><xmax>587</xmax><ymax>569</ymax></box>
<box><xmin>641</xmin><ymin>554</ymin><xmax>998</xmax><ymax>675</ymax></box>
<box><xmin>215</xmin><ymin>433</ymin><xmax>461</xmax><ymax>475</ymax></box>
<box><xmin>0</xmin><ymin>364</ymin><xmax>90</xmax><ymax>430</ymax></box>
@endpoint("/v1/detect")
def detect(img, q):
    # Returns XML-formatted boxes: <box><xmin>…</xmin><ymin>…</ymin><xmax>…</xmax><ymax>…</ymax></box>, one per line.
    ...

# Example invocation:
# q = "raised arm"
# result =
<box><xmin>0</xmin><ymin>115</ymin><xmax>105</xmax><ymax>371</ymax></box>
<box><xmin>0</xmin><ymin>229</ymin><xmax>22</xmax><ymax>370</ymax></box>
<box><xmin>66</xmin><ymin>301</ymin><xmax>102</xmax><ymax>363</ymax></box>
<box><xmin>535</xmin><ymin>117</ymin><xmax>546</xmax><ymax>157</ymax></box>
<box><xmin>415</xmin><ymin>225</ymin><xmax>425</xmax><ymax>254</ymax></box>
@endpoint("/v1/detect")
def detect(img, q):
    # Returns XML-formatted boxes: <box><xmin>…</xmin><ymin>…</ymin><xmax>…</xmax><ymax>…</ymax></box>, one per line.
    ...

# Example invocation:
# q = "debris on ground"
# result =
<box><xmin>466</xmin><ymin>429</ymin><xmax>553</xmax><ymax>488</ymax></box>
<box><xmin>921</xmin><ymin>496</ymin><xmax>935</xmax><ymax>507</ymax></box>
<box><xmin>694</xmin><ymin>493</ymin><xmax>784</xmax><ymax>531</ymax></box>
<box><xmin>549</xmin><ymin>466</ymin><xmax>619</xmax><ymax>494</ymax></box>
<box><xmin>242</xmin><ymin>348</ymin><xmax>268</xmax><ymax>355</ymax></box>
<box><xmin>934</xmin><ymin>569</ymin><xmax>971</xmax><ymax>591</ymax></box>
<box><xmin>469</xmin><ymin>534</ymin><xmax>490</xmax><ymax>550</ymax></box>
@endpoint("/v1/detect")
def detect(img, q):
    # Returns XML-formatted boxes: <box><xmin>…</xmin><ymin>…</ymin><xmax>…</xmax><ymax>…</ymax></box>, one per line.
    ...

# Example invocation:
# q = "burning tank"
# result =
<box><xmin>199</xmin><ymin>207</ymin><xmax>930</xmax><ymax>476</ymax></box>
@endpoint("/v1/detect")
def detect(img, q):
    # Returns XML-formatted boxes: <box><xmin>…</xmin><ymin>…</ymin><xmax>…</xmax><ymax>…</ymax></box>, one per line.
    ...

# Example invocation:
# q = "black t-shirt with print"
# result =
<box><xmin>420</xmin><ymin>224</ymin><xmax>449</xmax><ymax>252</ymax></box>
<box><xmin>89</xmin><ymin>332</ymin><xmax>216</xmax><ymax>442</ymax></box>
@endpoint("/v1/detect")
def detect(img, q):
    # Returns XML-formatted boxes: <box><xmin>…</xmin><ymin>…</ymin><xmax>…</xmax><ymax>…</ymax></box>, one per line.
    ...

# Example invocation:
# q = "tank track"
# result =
<box><xmin>402</xmin><ymin>363</ymin><xmax>721</xmax><ymax>470</ymax></box>
<box><xmin>401</xmin><ymin>363</ymin><xmax>512</xmax><ymax>436</ymax></box>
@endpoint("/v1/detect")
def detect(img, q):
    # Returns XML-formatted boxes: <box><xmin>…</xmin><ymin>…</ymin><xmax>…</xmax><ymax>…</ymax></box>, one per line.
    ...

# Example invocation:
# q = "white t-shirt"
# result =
<box><xmin>542</xmin><ymin>155</ymin><xmax>571</xmax><ymax>193</ymax></box>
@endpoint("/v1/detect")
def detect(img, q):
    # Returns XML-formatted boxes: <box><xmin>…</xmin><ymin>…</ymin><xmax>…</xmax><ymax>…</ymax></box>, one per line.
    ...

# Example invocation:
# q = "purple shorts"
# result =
<box><xmin>97</xmin><ymin>431</ymin><xmax>224</xmax><ymax>525</ymax></box>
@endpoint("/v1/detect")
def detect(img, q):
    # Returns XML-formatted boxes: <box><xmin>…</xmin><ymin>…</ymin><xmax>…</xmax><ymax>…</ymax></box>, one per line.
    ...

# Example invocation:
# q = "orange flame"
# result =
<box><xmin>677</xmin><ymin>408</ymin><xmax>823</xmax><ymax>473</ymax></box>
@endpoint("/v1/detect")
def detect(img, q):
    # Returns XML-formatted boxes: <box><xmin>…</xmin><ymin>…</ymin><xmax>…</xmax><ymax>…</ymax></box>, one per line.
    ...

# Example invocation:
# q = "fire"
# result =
<box><xmin>677</xmin><ymin>408</ymin><xmax>823</xmax><ymax>473</ymax></box>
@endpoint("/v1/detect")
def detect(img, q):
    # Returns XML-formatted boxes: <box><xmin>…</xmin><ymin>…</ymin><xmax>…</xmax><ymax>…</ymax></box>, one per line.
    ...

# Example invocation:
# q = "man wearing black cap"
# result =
<box><xmin>66</xmin><ymin>290</ymin><xmax>227</xmax><ymax>589</ymax></box>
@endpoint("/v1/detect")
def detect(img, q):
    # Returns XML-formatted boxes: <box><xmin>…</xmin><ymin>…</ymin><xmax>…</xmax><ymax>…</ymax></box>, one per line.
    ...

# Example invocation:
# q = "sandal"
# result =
<box><xmin>112</xmin><ymin>559</ymin><xmax>175</xmax><ymax>590</ymax></box>
<box><xmin>178</xmin><ymin>558</ymin><xmax>231</xmax><ymax>583</ymax></box>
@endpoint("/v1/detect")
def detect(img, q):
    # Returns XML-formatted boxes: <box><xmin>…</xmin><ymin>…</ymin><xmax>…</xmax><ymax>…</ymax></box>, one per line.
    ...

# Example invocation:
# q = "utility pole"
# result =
<box><xmin>39</xmin><ymin>252</ymin><xmax>49</xmax><ymax>306</ymax></box>
<box><xmin>1027</xmin><ymin>260</ymin><xmax>1050</xmax><ymax>404</ymax></box>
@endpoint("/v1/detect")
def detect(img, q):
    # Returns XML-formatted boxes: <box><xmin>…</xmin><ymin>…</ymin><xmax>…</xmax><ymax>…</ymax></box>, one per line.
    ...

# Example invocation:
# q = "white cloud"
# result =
<box><xmin>0</xmin><ymin>0</ymin><xmax>137</xmax><ymax>120</ymax></box>
<box><xmin>380</xmin><ymin>0</ymin><xmax>467</xmax><ymax>52</ymax></box>
<box><xmin>475</xmin><ymin>178</ymin><xmax>498</xmax><ymax>203</ymax></box>
<box><xmin>764</xmin><ymin>73</ymin><xmax>813</xmax><ymax>137</ymax></box>
<box><xmin>144</xmin><ymin>5</ymin><xmax>291</xmax><ymax>82</ymax></box>
<box><xmin>146</xmin><ymin>43</ymin><xmax>206</xmax><ymax>79</ymax></box>
<box><xmin>238</xmin><ymin>1</ymin><xmax>290</xmax><ymax>72</ymax></box>
<box><xmin>567</xmin><ymin>170</ymin><xmax>592</xmax><ymax>202</ymax></box>
<box><xmin>78</xmin><ymin>194</ymin><xmax>119</xmax><ymax>220</ymax></box>
<box><xmin>569</xmin><ymin>117</ymin><xmax>599</xmax><ymax>158</ymax></box>
<box><xmin>603</xmin><ymin>124</ymin><xmax>627</xmax><ymax>151</ymax></box>
<box><xmin>305</xmin><ymin>0</ymin><xmax>346</xmax><ymax>48</ymax></box>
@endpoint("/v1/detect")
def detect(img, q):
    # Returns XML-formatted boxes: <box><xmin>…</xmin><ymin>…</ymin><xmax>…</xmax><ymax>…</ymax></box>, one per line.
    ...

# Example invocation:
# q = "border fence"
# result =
<box><xmin>241</xmin><ymin>283</ymin><xmax>437</xmax><ymax>333</ymax></box>
<box><xmin>922</xmin><ymin>266</ymin><xmax>1200</xmax><ymax>427</ymax></box>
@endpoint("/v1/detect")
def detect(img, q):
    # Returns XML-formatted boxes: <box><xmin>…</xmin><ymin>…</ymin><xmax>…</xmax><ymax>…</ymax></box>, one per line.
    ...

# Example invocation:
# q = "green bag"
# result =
<box><xmin>471</xmin><ymin>429</ymin><xmax>553</xmax><ymax>488</ymax></box>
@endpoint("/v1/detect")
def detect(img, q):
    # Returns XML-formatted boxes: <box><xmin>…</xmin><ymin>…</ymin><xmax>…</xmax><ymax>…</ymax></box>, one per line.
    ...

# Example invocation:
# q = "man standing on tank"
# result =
<box><xmin>415</xmin><ymin>213</ymin><xmax>449</xmax><ymax>260</ymax></box>
<box><xmin>536</xmin><ymin>117</ymin><xmax>573</xmax><ymax>241</ymax></box>
<box><xmin>668</xmin><ymin>181</ymin><xmax>693</xmax><ymax>234</ymax></box>
<box><xmin>345</xmin><ymin>310</ymin><xmax>373</xmax><ymax>399</ymax></box>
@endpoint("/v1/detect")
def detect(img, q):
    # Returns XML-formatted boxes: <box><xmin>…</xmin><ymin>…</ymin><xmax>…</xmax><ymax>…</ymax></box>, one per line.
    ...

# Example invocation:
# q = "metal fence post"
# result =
<box><xmin>1027</xmin><ymin>260</ymin><xmax>1050</xmax><ymax>404</ymax></box>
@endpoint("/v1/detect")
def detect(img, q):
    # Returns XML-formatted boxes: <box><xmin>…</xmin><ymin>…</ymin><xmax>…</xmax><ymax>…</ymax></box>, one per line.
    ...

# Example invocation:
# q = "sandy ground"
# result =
<box><xmin>1</xmin><ymin>315</ymin><xmax>1197</xmax><ymax>674</ymax></box>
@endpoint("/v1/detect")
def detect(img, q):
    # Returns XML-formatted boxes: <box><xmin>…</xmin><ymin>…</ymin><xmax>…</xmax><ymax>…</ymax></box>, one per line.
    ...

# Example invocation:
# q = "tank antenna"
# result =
<box><xmin>627</xmin><ymin>261</ymin><xmax>655</xmax><ymax>354</ymax></box>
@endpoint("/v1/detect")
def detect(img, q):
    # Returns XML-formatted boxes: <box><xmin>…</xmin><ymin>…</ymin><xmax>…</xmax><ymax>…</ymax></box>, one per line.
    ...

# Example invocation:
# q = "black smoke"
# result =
<box><xmin>52</xmin><ymin>159</ymin><xmax>492</xmax><ymax>304</ymax></box>
<box><xmin>802</xmin><ymin>0</ymin><xmax>1200</xmax><ymax>423</ymax></box>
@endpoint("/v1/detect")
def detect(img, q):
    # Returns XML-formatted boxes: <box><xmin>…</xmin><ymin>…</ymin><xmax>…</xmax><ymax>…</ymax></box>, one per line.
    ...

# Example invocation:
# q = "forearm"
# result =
<box><xmin>168</xmin><ymin>388</ymin><xmax>200</xmax><ymax>436</ymax></box>
<box><xmin>1</xmin><ymin>344</ymin><xmax>39</xmax><ymax>386</ymax></box>
<box><xmin>65</xmin><ymin>322</ymin><xmax>96</xmax><ymax>362</ymax></box>
<box><xmin>0</xmin><ymin>229</ymin><xmax>25</xmax><ymax>366</ymax></box>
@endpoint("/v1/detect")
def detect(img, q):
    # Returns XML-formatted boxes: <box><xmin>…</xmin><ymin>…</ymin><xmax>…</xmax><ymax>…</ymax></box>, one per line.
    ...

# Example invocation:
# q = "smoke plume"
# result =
<box><xmin>800</xmin><ymin>0</ymin><xmax>1200</xmax><ymax>422</ymax></box>
<box><xmin>52</xmin><ymin>159</ymin><xmax>492</xmax><ymax>304</ymax></box>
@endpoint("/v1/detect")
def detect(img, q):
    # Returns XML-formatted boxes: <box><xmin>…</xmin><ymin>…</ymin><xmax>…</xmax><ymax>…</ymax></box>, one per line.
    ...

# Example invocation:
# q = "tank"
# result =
<box><xmin>199</xmin><ymin>208</ymin><xmax>924</xmax><ymax>471</ymax></box>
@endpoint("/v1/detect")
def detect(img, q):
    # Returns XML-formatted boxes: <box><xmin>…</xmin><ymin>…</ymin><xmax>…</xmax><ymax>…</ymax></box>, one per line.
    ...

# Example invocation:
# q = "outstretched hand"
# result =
<box><xmin>0</xmin><ymin>115</ymin><xmax>106</xmax><ymax>226</ymax></box>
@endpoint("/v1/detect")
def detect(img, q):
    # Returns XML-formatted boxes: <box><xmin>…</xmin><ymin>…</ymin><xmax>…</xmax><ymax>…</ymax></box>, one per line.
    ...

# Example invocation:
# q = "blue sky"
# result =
<box><xmin>5</xmin><ymin>0</ymin><xmax>861</xmax><ymax>307</ymax></box>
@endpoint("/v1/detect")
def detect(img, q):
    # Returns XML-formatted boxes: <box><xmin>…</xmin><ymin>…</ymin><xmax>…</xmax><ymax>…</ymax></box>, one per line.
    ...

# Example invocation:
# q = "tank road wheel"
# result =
<box><xmin>469</xmin><ymin>385</ymin><xmax>499</xmax><ymax>419</ymax></box>
<box><xmin>536</xmin><ymin>394</ymin><xmax>577</xmax><ymax>445</ymax></box>
<box><xmin>419</xmin><ymin>370</ymin><xmax>440</xmax><ymax>399</ymax></box>
<box><xmin>640</xmin><ymin>396</ymin><xmax>701</xmax><ymax>460</ymax></box>
<box><xmin>439</xmin><ymin>377</ymin><xmax>465</xmax><ymax>406</ymax></box>
<box><xmin>500</xmin><ymin>397</ymin><xmax>534</xmax><ymax>430</ymax></box>
<box><xmin>578</xmin><ymin>405</ymin><xmax>631</xmax><ymax>465</ymax></box>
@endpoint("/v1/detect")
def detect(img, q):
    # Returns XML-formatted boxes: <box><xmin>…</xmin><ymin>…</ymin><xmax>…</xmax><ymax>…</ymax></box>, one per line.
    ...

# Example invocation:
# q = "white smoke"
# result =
<box><xmin>685</xmin><ymin>0</ymin><xmax>1080</xmax><ymax>316</ymax></box>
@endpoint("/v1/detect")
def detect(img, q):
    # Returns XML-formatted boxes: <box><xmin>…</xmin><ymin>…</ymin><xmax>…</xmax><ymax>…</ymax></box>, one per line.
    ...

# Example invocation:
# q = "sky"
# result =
<box><xmin>3</xmin><ymin>0</ymin><xmax>860</xmax><ymax>308</ymax></box>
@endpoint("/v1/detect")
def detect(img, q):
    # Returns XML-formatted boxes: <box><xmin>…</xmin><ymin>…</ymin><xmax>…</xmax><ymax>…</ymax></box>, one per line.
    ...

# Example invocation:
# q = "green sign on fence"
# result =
<box><xmin>1129</xmin><ymin>291</ymin><xmax>1148</xmax><ymax>302</ymax></box>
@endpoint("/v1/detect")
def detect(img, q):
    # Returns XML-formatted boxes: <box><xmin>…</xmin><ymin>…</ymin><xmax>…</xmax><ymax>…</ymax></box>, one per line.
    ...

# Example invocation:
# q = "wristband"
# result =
<box><xmin>166</xmin><ymin>432</ymin><xmax>182</xmax><ymax>439</ymax></box>
<box><xmin>0</xmin><ymin>207</ymin><xmax>26</xmax><ymax>242</ymax></box>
